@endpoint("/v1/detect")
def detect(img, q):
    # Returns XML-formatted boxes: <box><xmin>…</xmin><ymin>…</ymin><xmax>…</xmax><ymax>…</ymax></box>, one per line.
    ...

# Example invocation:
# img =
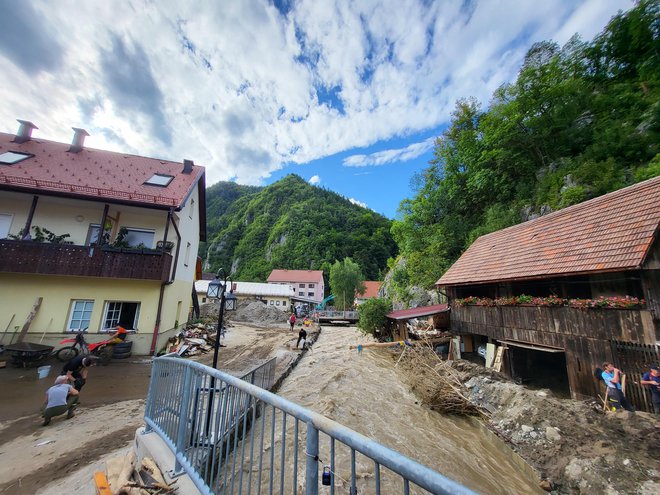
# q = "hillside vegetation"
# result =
<box><xmin>204</xmin><ymin>174</ymin><xmax>397</xmax><ymax>281</ymax></box>
<box><xmin>391</xmin><ymin>0</ymin><xmax>659</xmax><ymax>290</ymax></box>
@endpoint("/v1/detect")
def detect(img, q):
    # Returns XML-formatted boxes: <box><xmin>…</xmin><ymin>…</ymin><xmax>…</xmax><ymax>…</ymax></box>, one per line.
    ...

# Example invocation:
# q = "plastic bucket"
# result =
<box><xmin>37</xmin><ymin>365</ymin><xmax>51</xmax><ymax>379</ymax></box>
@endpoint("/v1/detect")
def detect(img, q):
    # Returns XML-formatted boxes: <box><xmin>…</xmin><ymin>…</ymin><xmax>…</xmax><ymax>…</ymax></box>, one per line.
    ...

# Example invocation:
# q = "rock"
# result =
<box><xmin>464</xmin><ymin>377</ymin><xmax>479</xmax><ymax>389</ymax></box>
<box><xmin>539</xmin><ymin>479</ymin><xmax>553</xmax><ymax>492</ymax></box>
<box><xmin>535</xmin><ymin>390</ymin><xmax>548</xmax><ymax>397</ymax></box>
<box><xmin>545</xmin><ymin>426</ymin><xmax>561</xmax><ymax>442</ymax></box>
<box><xmin>622</xmin><ymin>459</ymin><xmax>631</xmax><ymax>466</ymax></box>
<box><xmin>521</xmin><ymin>425</ymin><xmax>534</xmax><ymax>433</ymax></box>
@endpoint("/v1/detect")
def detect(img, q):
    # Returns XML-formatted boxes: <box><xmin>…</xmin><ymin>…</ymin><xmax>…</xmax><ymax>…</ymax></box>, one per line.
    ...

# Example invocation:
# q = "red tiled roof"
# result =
<box><xmin>387</xmin><ymin>304</ymin><xmax>449</xmax><ymax>320</ymax></box>
<box><xmin>0</xmin><ymin>132</ymin><xmax>205</xmax><ymax>209</ymax></box>
<box><xmin>357</xmin><ymin>281</ymin><xmax>381</xmax><ymax>299</ymax></box>
<box><xmin>267</xmin><ymin>269</ymin><xmax>324</xmax><ymax>283</ymax></box>
<box><xmin>437</xmin><ymin>176</ymin><xmax>660</xmax><ymax>287</ymax></box>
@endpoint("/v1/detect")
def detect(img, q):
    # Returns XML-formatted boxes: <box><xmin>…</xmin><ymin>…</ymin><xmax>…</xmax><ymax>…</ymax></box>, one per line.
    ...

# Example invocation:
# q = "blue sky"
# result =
<box><xmin>0</xmin><ymin>0</ymin><xmax>632</xmax><ymax>218</ymax></box>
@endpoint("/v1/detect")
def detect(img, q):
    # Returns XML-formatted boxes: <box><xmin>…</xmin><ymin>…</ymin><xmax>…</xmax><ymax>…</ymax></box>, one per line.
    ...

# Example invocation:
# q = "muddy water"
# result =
<box><xmin>276</xmin><ymin>326</ymin><xmax>542</xmax><ymax>495</ymax></box>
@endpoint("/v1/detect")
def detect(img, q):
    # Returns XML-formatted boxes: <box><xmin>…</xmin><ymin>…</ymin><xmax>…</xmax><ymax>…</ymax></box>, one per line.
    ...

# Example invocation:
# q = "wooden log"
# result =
<box><xmin>349</xmin><ymin>341</ymin><xmax>408</xmax><ymax>350</ymax></box>
<box><xmin>17</xmin><ymin>297</ymin><xmax>42</xmax><ymax>343</ymax></box>
<box><xmin>116</xmin><ymin>450</ymin><xmax>136</xmax><ymax>495</ymax></box>
<box><xmin>141</xmin><ymin>457</ymin><xmax>167</xmax><ymax>486</ymax></box>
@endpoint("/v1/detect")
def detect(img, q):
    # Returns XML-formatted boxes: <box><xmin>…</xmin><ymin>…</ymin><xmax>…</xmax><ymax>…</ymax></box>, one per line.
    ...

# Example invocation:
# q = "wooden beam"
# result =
<box><xmin>17</xmin><ymin>297</ymin><xmax>42</xmax><ymax>343</ymax></box>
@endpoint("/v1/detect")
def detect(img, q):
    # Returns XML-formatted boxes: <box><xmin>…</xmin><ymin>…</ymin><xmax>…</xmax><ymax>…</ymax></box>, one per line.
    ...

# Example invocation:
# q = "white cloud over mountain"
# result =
<box><xmin>0</xmin><ymin>0</ymin><xmax>631</xmax><ymax>187</ymax></box>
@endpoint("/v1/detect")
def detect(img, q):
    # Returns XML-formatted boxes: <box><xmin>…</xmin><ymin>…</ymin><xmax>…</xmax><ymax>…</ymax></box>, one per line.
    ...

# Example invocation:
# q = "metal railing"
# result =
<box><xmin>144</xmin><ymin>356</ymin><xmax>478</xmax><ymax>495</ymax></box>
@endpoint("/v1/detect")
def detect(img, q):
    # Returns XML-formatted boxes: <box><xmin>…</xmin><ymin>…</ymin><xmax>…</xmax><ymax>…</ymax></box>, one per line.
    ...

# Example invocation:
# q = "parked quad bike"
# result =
<box><xmin>56</xmin><ymin>330</ymin><xmax>122</xmax><ymax>365</ymax></box>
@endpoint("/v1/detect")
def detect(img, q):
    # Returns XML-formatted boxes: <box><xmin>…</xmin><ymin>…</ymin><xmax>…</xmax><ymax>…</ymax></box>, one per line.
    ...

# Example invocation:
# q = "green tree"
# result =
<box><xmin>329</xmin><ymin>258</ymin><xmax>365</xmax><ymax>310</ymax></box>
<box><xmin>357</xmin><ymin>298</ymin><xmax>391</xmax><ymax>337</ymax></box>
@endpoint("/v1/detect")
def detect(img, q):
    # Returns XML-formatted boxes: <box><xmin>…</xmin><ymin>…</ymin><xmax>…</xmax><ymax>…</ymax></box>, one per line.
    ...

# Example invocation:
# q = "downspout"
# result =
<box><xmin>149</xmin><ymin>210</ymin><xmax>182</xmax><ymax>355</ymax></box>
<box><xmin>22</xmin><ymin>195</ymin><xmax>38</xmax><ymax>239</ymax></box>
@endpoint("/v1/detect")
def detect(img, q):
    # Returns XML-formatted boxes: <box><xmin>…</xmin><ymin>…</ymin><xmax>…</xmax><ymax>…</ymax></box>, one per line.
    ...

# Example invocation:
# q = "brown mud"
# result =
<box><xmin>0</xmin><ymin>322</ymin><xmax>304</xmax><ymax>494</ymax></box>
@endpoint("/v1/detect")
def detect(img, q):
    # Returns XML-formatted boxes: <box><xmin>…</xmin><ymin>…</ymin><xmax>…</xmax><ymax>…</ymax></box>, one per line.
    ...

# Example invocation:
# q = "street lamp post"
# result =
<box><xmin>207</xmin><ymin>270</ymin><xmax>237</xmax><ymax>370</ymax></box>
<box><xmin>205</xmin><ymin>269</ymin><xmax>236</xmax><ymax>434</ymax></box>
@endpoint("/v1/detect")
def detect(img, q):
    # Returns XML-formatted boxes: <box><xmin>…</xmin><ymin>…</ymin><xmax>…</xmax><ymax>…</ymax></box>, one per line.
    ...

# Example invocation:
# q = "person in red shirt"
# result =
<box><xmin>289</xmin><ymin>313</ymin><xmax>296</xmax><ymax>331</ymax></box>
<box><xmin>107</xmin><ymin>325</ymin><xmax>127</xmax><ymax>344</ymax></box>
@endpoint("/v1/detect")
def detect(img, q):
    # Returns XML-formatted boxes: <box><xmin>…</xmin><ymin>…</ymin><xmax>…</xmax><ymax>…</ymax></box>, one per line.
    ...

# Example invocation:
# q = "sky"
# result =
<box><xmin>0</xmin><ymin>0</ymin><xmax>632</xmax><ymax>218</ymax></box>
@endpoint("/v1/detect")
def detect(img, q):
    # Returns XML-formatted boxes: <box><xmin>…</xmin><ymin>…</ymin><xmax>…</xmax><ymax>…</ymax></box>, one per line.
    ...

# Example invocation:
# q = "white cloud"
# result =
<box><xmin>349</xmin><ymin>198</ymin><xmax>368</xmax><ymax>209</ymax></box>
<box><xmin>309</xmin><ymin>175</ymin><xmax>321</xmax><ymax>184</ymax></box>
<box><xmin>343</xmin><ymin>137</ymin><xmax>435</xmax><ymax>167</ymax></box>
<box><xmin>0</xmin><ymin>0</ymin><xmax>631</xmax><ymax>186</ymax></box>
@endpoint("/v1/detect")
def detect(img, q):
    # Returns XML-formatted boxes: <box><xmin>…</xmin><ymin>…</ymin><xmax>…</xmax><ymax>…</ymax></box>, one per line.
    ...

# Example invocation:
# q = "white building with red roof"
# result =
<box><xmin>0</xmin><ymin>120</ymin><xmax>206</xmax><ymax>355</ymax></box>
<box><xmin>267</xmin><ymin>269</ymin><xmax>325</xmax><ymax>303</ymax></box>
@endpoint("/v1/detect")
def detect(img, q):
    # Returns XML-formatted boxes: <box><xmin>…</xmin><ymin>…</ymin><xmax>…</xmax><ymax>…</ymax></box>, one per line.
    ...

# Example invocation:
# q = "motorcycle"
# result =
<box><xmin>55</xmin><ymin>329</ymin><xmax>117</xmax><ymax>365</ymax></box>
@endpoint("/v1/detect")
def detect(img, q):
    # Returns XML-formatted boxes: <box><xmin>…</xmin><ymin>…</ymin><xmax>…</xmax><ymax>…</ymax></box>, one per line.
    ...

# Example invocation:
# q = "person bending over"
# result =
<box><xmin>61</xmin><ymin>355</ymin><xmax>98</xmax><ymax>392</ymax></box>
<box><xmin>42</xmin><ymin>375</ymin><xmax>79</xmax><ymax>426</ymax></box>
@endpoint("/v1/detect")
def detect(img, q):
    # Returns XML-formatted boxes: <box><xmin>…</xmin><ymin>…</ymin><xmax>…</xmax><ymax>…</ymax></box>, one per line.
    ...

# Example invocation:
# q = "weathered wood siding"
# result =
<box><xmin>451</xmin><ymin>305</ymin><xmax>656</xmax><ymax>400</ymax></box>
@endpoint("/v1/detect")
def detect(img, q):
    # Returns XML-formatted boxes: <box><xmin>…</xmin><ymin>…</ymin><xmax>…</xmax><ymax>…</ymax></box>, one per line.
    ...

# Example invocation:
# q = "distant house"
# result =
<box><xmin>0</xmin><ymin>120</ymin><xmax>206</xmax><ymax>355</ymax></box>
<box><xmin>195</xmin><ymin>280</ymin><xmax>294</xmax><ymax>310</ymax></box>
<box><xmin>267</xmin><ymin>269</ymin><xmax>324</xmax><ymax>303</ymax></box>
<box><xmin>355</xmin><ymin>281</ymin><xmax>382</xmax><ymax>306</ymax></box>
<box><xmin>437</xmin><ymin>177</ymin><xmax>660</xmax><ymax>411</ymax></box>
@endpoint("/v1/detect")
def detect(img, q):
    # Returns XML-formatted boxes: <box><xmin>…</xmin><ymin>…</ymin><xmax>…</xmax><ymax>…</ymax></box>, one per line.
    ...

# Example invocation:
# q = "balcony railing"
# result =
<box><xmin>0</xmin><ymin>239</ymin><xmax>172</xmax><ymax>281</ymax></box>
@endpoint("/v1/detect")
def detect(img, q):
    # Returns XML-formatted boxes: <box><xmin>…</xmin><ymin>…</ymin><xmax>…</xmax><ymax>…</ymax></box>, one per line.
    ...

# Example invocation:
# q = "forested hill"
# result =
<box><xmin>203</xmin><ymin>174</ymin><xmax>398</xmax><ymax>281</ymax></box>
<box><xmin>390</xmin><ymin>0</ymin><xmax>659</xmax><ymax>292</ymax></box>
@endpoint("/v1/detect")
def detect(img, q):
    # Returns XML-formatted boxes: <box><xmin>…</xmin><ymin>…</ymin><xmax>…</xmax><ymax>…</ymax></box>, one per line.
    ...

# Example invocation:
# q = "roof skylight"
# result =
<box><xmin>144</xmin><ymin>173</ymin><xmax>174</xmax><ymax>187</ymax></box>
<box><xmin>0</xmin><ymin>151</ymin><xmax>33</xmax><ymax>165</ymax></box>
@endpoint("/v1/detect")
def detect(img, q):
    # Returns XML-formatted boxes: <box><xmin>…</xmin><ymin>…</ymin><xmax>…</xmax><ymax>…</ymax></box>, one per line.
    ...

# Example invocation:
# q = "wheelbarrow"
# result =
<box><xmin>4</xmin><ymin>342</ymin><xmax>54</xmax><ymax>368</ymax></box>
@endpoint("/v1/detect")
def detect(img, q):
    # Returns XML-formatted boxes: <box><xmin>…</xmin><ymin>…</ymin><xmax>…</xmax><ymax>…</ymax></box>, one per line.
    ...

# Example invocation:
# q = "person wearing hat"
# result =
<box><xmin>61</xmin><ymin>355</ymin><xmax>98</xmax><ymax>391</ymax></box>
<box><xmin>41</xmin><ymin>375</ymin><xmax>79</xmax><ymax>426</ymax></box>
<box><xmin>640</xmin><ymin>365</ymin><xmax>660</xmax><ymax>414</ymax></box>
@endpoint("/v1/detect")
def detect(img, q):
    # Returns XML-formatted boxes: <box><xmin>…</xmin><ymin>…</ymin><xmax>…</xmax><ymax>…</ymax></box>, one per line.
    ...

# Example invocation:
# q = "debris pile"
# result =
<box><xmin>95</xmin><ymin>451</ymin><xmax>177</xmax><ymax>494</ymax></box>
<box><xmin>231</xmin><ymin>300</ymin><xmax>289</xmax><ymax>326</ymax></box>
<box><xmin>395</xmin><ymin>343</ymin><xmax>487</xmax><ymax>417</ymax></box>
<box><xmin>162</xmin><ymin>323</ymin><xmax>222</xmax><ymax>357</ymax></box>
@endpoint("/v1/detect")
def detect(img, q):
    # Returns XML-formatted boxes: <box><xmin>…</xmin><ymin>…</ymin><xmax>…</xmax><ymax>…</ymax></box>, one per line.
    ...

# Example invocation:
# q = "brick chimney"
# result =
<box><xmin>69</xmin><ymin>128</ymin><xmax>89</xmax><ymax>153</ymax></box>
<box><xmin>13</xmin><ymin>119</ymin><xmax>38</xmax><ymax>144</ymax></box>
<box><xmin>183</xmin><ymin>159</ymin><xmax>194</xmax><ymax>174</ymax></box>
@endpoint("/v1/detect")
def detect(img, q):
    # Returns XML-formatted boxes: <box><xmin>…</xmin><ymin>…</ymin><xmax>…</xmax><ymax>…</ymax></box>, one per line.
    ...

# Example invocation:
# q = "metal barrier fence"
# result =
<box><xmin>144</xmin><ymin>356</ymin><xmax>478</xmax><ymax>495</ymax></box>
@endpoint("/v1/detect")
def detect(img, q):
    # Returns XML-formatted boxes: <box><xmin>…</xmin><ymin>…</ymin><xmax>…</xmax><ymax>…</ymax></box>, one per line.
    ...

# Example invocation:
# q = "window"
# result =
<box><xmin>270</xmin><ymin>300</ymin><xmax>274</xmax><ymax>305</ymax></box>
<box><xmin>67</xmin><ymin>300</ymin><xmax>94</xmax><ymax>331</ymax></box>
<box><xmin>144</xmin><ymin>173</ymin><xmax>174</xmax><ymax>187</ymax></box>
<box><xmin>308</xmin><ymin>284</ymin><xmax>315</xmax><ymax>288</ymax></box>
<box><xmin>299</xmin><ymin>284</ymin><xmax>305</xmax><ymax>288</ymax></box>
<box><xmin>298</xmin><ymin>292</ymin><xmax>304</xmax><ymax>296</ymax></box>
<box><xmin>308</xmin><ymin>292</ymin><xmax>314</xmax><ymax>297</ymax></box>
<box><xmin>202</xmin><ymin>297</ymin><xmax>207</xmax><ymax>303</ymax></box>
<box><xmin>124</xmin><ymin>228</ymin><xmax>155</xmax><ymax>248</ymax></box>
<box><xmin>0</xmin><ymin>213</ymin><xmax>13</xmax><ymax>239</ymax></box>
<box><xmin>102</xmin><ymin>301</ymin><xmax>140</xmax><ymax>331</ymax></box>
<box><xmin>276</xmin><ymin>301</ymin><xmax>280</xmax><ymax>306</ymax></box>
<box><xmin>0</xmin><ymin>151</ymin><xmax>33</xmax><ymax>164</ymax></box>
<box><xmin>86</xmin><ymin>224</ymin><xmax>101</xmax><ymax>246</ymax></box>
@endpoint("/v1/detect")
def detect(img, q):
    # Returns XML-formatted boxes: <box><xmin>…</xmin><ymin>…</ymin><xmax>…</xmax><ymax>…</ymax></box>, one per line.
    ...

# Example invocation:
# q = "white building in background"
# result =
<box><xmin>195</xmin><ymin>280</ymin><xmax>295</xmax><ymax>311</ymax></box>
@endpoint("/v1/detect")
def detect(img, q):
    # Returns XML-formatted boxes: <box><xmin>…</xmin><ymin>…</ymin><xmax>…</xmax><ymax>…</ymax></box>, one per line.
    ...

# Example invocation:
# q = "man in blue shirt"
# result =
<box><xmin>640</xmin><ymin>365</ymin><xmax>659</xmax><ymax>414</ymax></box>
<box><xmin>601</xmin><ymin>362</ymin><xmax>634</xmax><ymax>412</ymax></box>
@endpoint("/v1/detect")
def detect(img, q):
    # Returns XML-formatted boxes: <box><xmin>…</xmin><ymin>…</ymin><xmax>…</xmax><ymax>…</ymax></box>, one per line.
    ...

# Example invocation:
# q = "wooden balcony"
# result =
<box><xmin>451</xmin><ymin>304</ymin><xmax>656</xmax><ymax>347</ymax></box>
<box><xmin>0</xmin><ymin>240</ymin><xmax>172</xmax><ymax>281</ymax></box>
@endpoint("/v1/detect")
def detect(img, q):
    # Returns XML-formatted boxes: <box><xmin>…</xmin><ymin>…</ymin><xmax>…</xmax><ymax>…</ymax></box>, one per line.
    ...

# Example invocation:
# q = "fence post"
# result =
<box><xmin>305</xmin><ymin>422</ymin><xmax>319</xmax><ymax>495</ymax></box>
<box><xmin>173</xmin><ymin>365</ymin><xmax>193</xmax><ymax>475</ymax></box>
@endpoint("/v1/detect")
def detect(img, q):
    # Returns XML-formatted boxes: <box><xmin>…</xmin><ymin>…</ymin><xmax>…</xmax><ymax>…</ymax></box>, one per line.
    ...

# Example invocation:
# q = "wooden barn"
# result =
<box><xmin>436</xmin><ymin>176</ymin><xmax>660</xmax><ymax>411</ymax></box>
